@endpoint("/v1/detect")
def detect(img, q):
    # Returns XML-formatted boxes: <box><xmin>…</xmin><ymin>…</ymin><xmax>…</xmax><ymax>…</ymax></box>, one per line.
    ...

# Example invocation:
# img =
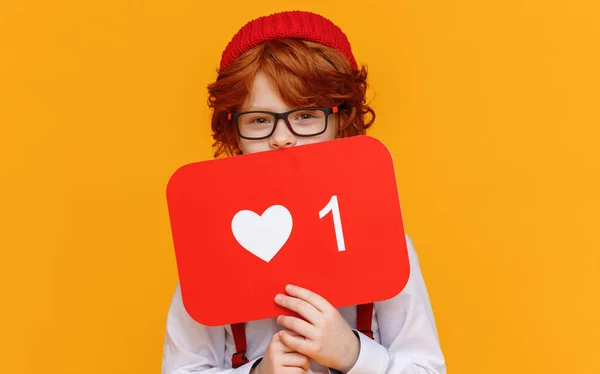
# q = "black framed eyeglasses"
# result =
<box><xmin>227</xmin><ymin>106</ymin><xmax>340</xmax><ymax>140</ymax></box>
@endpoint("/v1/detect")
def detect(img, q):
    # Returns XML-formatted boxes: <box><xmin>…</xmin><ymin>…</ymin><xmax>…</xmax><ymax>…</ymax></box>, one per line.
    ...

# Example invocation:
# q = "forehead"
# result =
<box><xmin>242</xmin><ymin>71</ymin><xmax>291</xmax><ymax>112</ymax></box>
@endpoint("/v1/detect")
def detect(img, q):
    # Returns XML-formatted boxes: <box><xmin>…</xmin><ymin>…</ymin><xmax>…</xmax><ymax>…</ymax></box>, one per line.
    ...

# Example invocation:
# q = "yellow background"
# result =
<box><xmin>1</xmin><ymin>0</ymin><xmax>599</xmax><ymax>373</ymax></box>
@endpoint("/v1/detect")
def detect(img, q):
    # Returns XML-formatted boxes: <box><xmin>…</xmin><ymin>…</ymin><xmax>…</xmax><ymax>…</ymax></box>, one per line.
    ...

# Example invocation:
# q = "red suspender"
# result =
<box><xmin>356</xmin><ymin>303</ymin><xmax>375</xmax><ymax>339</ymax></box>
<box><xmin>231</xmin><ymin>323</ymin><xmax>249</xmax><ymax>368</ymax></box>
<box><xmin>230</xmin><ymin>303</ymin><xmax>374</xmax><ymax>368</ymax></box>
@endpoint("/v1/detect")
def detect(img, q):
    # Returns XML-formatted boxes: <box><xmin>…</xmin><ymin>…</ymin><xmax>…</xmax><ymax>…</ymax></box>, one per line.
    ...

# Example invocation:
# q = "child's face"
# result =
<box><xmin>237</xmin><ymin>71</ymin><xmax>339</xmax><ymax>155</ymax></box>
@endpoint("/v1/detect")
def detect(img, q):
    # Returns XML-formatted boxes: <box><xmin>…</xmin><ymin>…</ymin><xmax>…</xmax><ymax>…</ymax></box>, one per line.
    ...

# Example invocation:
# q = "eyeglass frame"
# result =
<box><xmin>227</xmin><ymin>106</ymin><xmax>340</xmax><ymax>140</ymax></box>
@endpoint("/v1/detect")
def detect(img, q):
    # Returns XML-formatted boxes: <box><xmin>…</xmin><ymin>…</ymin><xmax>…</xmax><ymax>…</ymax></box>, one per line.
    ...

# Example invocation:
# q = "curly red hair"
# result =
<box><xmin>207</xmin><ymin>38</ymin><xmax>375</xmax><ymax>157</ymax></box>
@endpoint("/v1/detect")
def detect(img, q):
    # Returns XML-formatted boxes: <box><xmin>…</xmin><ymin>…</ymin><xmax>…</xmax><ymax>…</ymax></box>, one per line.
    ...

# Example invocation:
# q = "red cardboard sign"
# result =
<box><xmin>166</xmin><ymin>136</ymin><xmax>409</xmax><ymax>326</ymax></box>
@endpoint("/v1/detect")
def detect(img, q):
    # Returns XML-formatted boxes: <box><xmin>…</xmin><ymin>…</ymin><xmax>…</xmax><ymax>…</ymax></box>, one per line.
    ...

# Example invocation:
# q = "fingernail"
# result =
<box><xmin>285</xmin><ymin>284</ymin><xmax>293</xmax><ymax>292</ymax></box>
<box><xmin>275</xmin><ymin>294</ymin><xmax>283</xmax><ymax>302</ymax></box>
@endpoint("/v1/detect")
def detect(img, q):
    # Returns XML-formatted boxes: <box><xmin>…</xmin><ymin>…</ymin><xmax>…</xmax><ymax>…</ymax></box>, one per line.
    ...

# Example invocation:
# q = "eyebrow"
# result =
<box><xmin>243</xmin><ymin>106</ymin><xmax>279</xmax><ymax>112</ymax></box>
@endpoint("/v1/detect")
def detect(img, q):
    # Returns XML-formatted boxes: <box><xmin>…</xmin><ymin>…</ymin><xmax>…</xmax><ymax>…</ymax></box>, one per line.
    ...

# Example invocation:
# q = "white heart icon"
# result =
<box><xmin>231</xmin><ymin>205</ymin><xmax>293</xmax><ymax>262</ymax></box>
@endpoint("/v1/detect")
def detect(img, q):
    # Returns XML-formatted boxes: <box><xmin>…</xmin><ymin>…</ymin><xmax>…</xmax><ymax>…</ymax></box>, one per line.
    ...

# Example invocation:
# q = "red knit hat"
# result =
<box><xmin>219</xmin><ymin>10</ymin><xmax>358</xmax><ymax>72</ymax></box>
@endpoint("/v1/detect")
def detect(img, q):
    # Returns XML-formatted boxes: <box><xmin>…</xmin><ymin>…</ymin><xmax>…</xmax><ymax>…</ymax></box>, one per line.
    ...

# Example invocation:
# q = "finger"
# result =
<box><xmin>285</xmin><ymin>284</ymin><xmax>330</xmax><ymax>312</ymax></box>
<box><xmin>286</xmin><ymin>368</ymin><xmax>309</xmax><ymax>374</ymax></box>
<box><xmin>277</xmin><ymin>315</ymin><xmax>318</xmax><ymax>341</ymax></box>
<box><xmin>282</xmin><ymin>328</ymin><xmax>304</xmax><ymax>338</ymax></box>
<box><xmin>275</xmin><ymin>294</ymin><xmax>321</xmax><ymax>325</ymax></box>
<box><xmin>272</xmin><ymin>332</ymin><xmax>296</xmax><ymax>353</ymax></box>
<box><xmin>281</xmin><ymin>352</ymin><xmax>310</xmax><ymax>369</ymax></box>
<box><xmin>279</xmin><ymin>330</ymin><xmax>315</xmax><ymax>357</ymax></box>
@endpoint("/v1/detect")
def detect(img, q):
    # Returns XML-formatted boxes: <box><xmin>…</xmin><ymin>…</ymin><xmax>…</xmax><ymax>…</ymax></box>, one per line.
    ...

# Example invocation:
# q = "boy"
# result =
<box><xmin>162</xmin><ymin>10</ymin><xmax>445</xmax><ymax>374</ymax></box>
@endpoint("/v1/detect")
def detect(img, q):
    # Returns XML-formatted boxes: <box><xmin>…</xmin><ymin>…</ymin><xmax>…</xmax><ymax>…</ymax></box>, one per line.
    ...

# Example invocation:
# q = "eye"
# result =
<box><xmin>245</xmin><ymin>116</ymin><xmax>271</xmax><ymax>124</ymax></box>
<box><xmin>294</xmin><ymin>112</ymin><xmax>317</xmax><ymax>121</ymax></box>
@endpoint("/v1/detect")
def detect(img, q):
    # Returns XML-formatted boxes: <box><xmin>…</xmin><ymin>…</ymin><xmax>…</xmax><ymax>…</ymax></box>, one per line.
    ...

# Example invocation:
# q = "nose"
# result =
<box><xmin>269</xmin><ymin>118</ymin><xmax>297</xmax><ymax>149</ymax></box>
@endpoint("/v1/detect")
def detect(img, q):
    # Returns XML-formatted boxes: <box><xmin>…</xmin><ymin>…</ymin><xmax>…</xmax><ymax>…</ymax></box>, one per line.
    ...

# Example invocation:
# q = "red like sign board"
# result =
<box><xmin>166</xmin><ymin>136</ymin><xmax>410</xmax><ymax>326</ymax></box>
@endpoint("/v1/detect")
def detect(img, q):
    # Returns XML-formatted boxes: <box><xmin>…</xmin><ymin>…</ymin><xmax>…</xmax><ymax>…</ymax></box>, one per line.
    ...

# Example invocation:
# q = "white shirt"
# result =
<box><xmin>161</xmin><ymin>235</ymin><xmax>446</xmax><ymax>374</ymax></box>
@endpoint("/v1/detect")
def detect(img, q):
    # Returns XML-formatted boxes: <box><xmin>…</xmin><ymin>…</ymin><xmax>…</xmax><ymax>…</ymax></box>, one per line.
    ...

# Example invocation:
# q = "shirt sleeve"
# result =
<box><xmin>341</xmin><ymin>235</ymin><xmax>446</xmax><ymax>374</ymax></box>
<box><xmin>161</xmin><ymin>284</ymin><xmax>262</xmax><ymax>374</ymax></box>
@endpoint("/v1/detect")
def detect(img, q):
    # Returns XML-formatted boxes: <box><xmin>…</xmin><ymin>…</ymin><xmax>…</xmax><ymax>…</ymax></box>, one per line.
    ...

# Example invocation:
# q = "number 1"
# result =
<box><xmin>319</xmin><ymin>195</ymin><xmax>346</xmax><ymax>252</ymax></box>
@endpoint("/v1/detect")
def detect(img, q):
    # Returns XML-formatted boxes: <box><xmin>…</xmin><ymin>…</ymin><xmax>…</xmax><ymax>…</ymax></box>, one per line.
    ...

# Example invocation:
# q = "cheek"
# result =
<box><xmin>294</xmin><ymin>116</ymin><xmax>338</xmax><ymax>146</ymax></box>
<box><xmin>238</xmin><ymin>138</ymin><xmax>269</xmax><ymax>155</ymax></box>
<box><xmin>325</xmin><ymin>114</ymin><xmax>339</xmax><ymax>139</ymax></box>
<box><xmin>237</xmin><ymin>138</ymin><xmax>251</xmax><ymax>154</ymax></box>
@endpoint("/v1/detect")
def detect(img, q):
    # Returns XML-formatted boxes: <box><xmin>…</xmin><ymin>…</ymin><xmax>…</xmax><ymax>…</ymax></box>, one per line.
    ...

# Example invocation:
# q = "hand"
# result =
<box><xmin>275</xmin><ymin>285</ymin><xmax>360</xmax><ymax>373</ymax></box>
<box><xmin>250</xmin><ymin>329</ymin><xmax>310</xmax><ymax>374</ymax></box>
